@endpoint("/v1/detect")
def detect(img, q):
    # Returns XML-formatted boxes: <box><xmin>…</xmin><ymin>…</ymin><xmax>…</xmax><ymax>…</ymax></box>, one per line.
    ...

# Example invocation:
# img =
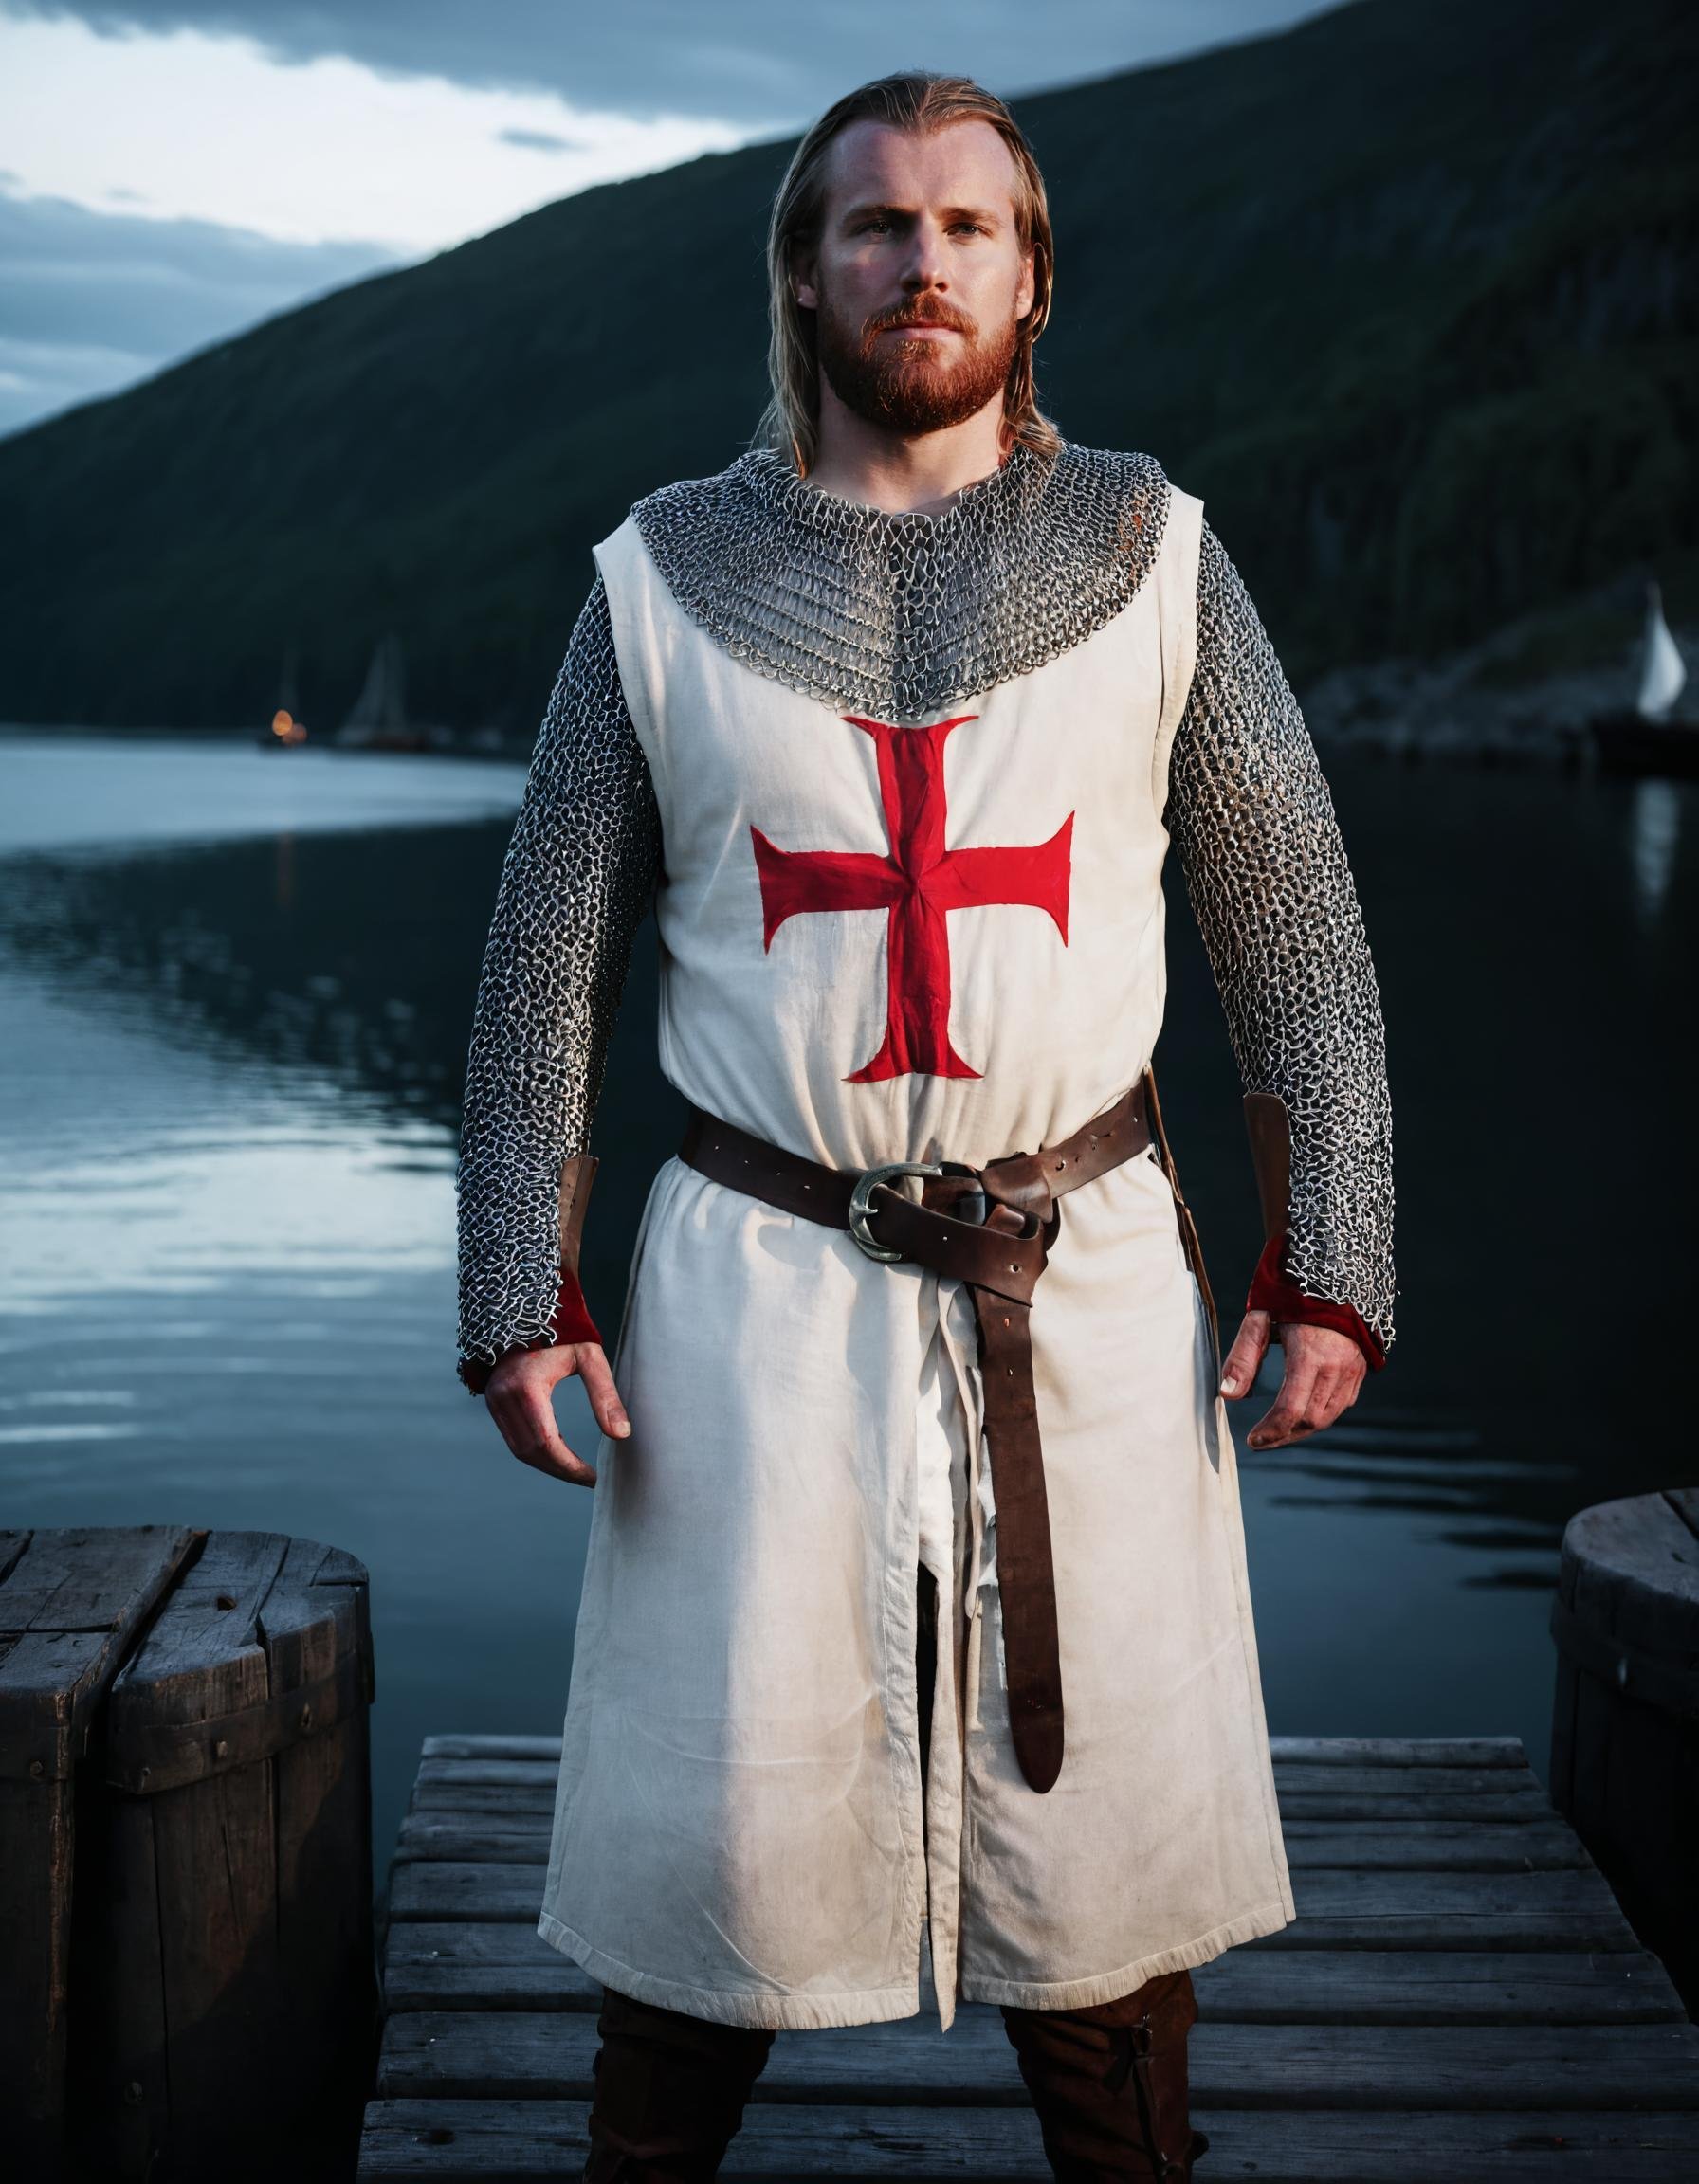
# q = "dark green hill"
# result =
<box><xmin>0</xmin><ymin>0</ymin><xmax>1689</xmax><ymax>732</ymax></box>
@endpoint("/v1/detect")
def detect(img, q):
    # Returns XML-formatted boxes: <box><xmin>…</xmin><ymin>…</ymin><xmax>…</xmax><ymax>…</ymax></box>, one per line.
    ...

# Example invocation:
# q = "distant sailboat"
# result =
<box><xmin>1590</xmin><ymin>581</ymin><xmax>1695</xmax><ymax>778</ymax></box>
<box><xmin>338</xmin><ymin>632</ymin><xmax>427</xmax><ymax>751</ymax></box>
<box><xmin>1637</xmin><ymin>583</ymin><xmax>1689</xmax><ymax>717</ymax></box>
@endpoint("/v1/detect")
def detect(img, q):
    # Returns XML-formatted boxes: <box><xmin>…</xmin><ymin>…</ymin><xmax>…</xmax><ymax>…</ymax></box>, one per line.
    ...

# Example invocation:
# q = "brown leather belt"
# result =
<box><xmin>678</xmin><ymin>1064</ymin><xmax>1216</xmax><ymax>1795</ymax></box>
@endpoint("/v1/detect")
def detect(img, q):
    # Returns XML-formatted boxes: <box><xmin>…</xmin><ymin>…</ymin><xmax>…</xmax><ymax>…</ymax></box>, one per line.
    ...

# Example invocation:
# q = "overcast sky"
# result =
<box><xmin>0</xmin><ymin>0</ymin><xmax>1344</xmax><ymax>439</ymax></box>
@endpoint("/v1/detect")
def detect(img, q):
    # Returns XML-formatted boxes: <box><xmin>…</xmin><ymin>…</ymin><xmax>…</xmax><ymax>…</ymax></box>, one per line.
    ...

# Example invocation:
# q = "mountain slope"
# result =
<box><xmin>0</xmin><ymin>0</ymin><xmax>1689</xmax><ymax>731</ymax></box>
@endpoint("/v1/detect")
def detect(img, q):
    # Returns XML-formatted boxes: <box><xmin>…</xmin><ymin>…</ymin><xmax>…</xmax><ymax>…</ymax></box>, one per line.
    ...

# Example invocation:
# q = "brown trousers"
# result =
<box><xmin>581</xmin><ymin>1567</ymin><xmax>1208</xmax><ymax>2182</ymax></box>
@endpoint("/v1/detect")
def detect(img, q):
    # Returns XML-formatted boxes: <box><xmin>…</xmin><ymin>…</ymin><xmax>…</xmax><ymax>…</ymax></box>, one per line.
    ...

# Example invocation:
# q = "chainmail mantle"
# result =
<box><xmin>631</xmin><ymin>441</ymin><xmax>1168</xmax><ymax>723</ymax></box>
<box><xmin>456</xmin><ymin>441</ymin><xmax>1396</xmax><ymax>1376</ymax></box>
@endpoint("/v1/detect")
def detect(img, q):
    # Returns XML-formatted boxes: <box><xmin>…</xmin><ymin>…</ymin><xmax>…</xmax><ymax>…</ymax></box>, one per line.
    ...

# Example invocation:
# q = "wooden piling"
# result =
<box><xmin>1549</xmin><ymin>1486</ymin><xmax>1699</xmax><ymax>2015</ymax></box>
<box><xmin>0</xmin><ymin>1527</ymin><xmax>379</xmax><ymax>2182</ymax></box>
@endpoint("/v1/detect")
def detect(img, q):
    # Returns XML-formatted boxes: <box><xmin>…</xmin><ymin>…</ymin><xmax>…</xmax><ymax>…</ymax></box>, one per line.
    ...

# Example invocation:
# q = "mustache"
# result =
<box><xmin>867</xmin><ymin>300</ymin><xmax>976</xmax><ymax>337</ymax></box>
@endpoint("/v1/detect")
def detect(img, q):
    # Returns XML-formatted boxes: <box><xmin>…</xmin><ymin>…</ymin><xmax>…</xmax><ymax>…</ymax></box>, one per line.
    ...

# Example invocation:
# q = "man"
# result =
<box><xmin>456</xmin><ymin>72</ymin><xmax>1394</xmax><ymax>2183</ymax></box>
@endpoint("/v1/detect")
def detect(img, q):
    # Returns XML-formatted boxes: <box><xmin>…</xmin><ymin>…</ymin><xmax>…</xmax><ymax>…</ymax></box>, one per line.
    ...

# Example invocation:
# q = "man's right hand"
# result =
<box><xmin>484</xmin><ymin>1342</ymin><xmax>630</xmax><ymax>1488</ymax></box>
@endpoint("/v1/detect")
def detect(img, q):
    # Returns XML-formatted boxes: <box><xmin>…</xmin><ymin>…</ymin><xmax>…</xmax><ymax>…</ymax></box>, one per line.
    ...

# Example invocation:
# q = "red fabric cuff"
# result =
<box><xmin>1246</xmin><ymin>1232</ymin><xmax>1386</xmax><ymax>1372</ymax></box>
<box><xmin>457</xmin><ymin>1269</ymin><xmax>604</xmax><ymax>1394</ymax></box>
<box><xmin>550</xmin><ymin>1268</ymin><xmax>603</xmax><ymax>1348</ymax></box>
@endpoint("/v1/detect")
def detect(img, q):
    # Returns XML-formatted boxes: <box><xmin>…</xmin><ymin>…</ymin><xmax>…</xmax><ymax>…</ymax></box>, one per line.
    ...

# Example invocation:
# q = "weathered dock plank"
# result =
<box><xmin>358</xmin><ymin>2101</ymin><xmax>1699</xmax><ymax>2181</ymax></box>
<box><xmin>381</xmin><ymin>1926</ymin><xmax>1687</xmax><ymax>2023</ymax></box>
<box><xmin>361</xmin><ymin>1733</ymin><xmax>1699</xmax><ymax>2182</ymax></box>
<box><xmin>386</xmin><ymin>1858</ymin><xmax>1641</xmax><ymax>1947</ymax></box>
<box><xmin>408</xmin><ymin>1774</ymin><xmax>1561</xmax><ymax>1824</ymax></box>
<box><xmin>394</xmin><ymin>1809</ymin><xmax>1590</xmax><ymax>1872</ymax></box>
<box><xmin>416</xmin><ymin>1733</ymin><xmax>1535</xmax><ymax>1770</ymax></box>
<box><xmin>411</xmin><ymin>1755</ymin><xmax>1555</xmax><ymax>1802</ymax></box>
<box><xmin>376</xmin><ymin>2008</ymin><xmax>1699</xmax><ymax>2110</ymax></box>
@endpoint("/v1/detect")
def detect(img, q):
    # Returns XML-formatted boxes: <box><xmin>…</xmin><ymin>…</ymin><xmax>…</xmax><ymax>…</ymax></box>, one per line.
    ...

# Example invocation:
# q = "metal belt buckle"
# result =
<box><xmin>848</xmin><ymin>1159</ymin><xmax>987</xmax><ymax>1264</ymax></box>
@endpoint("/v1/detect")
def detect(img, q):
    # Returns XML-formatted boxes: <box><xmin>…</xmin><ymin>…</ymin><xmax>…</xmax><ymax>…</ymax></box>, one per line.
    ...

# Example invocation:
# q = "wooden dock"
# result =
<box><xmin>357</xmin><ymin>1733</ymin><xmax>1699</xmax><ymax>2180</ymax></box>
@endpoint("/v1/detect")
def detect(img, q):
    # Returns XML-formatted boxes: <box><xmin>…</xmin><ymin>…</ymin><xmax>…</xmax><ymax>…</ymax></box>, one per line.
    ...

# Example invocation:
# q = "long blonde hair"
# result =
<box><xmin>756</xmin><ymin>72</ymin><xmax>1061</xmax><ymax>476</ymax></box>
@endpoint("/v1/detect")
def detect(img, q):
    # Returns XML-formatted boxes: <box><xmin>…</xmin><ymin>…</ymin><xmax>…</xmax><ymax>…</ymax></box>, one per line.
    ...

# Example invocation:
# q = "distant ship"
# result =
<box><xmin>259</xmin><ymin>643</ymin><xmax>308</xmax><ymax>749</ymax></box>
<box><xmin>336</xmin><ymin>632</ymin><xmax>429</xmax><ymax>753</ymax></box>
<box><xmin>1589</xmin><ymin>581</ymin><xmax>1694</xmax><ymax>779</ymax></box>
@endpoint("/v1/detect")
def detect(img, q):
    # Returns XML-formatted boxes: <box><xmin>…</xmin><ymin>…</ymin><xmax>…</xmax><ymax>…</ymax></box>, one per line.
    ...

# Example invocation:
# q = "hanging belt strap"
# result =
<box><xmin>677</xmin><ymin>1072</ymin><xmax>1161</xmax><ymax>1795</ymax></box>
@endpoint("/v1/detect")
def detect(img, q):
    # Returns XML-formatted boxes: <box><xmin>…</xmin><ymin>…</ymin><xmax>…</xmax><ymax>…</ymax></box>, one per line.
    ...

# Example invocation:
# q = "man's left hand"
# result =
<box><xmin>1217</xmin><ymin>1313</ymin><xmax>1366</xmax><ymax>1449</ymax></box>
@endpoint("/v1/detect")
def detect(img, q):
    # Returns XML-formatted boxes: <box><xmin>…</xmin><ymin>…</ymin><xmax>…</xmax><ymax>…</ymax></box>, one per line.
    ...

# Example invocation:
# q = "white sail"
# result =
<box><xmin>342</xmin><ymin>631</ymin><xmax>409</xmax><ymax>736</ymax></box>
<box><xmin>1636</xmin><ymin>581</ymin><xmax>1688</xmax><ymax>720</ymax></box>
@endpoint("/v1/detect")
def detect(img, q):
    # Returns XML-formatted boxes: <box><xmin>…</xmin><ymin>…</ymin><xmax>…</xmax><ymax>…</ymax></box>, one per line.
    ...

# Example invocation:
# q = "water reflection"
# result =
<box><xmin>0</xmin><ymin>810</ymin><xmax>681</xmax><ymax>1316</ymax></box>
<box><xmin>1</xmin><ymin>736</ymin><xmax>1693</xmax><ymax>1865</ymax></box>
<box><xmin>1632</xmin><ymin>778</ymin><xmax>1681</xmax><ymax>926</ymax></box>
<box><xmin>0</xmin><ymin>827</ymin><xmax>496</xmax><ymax>1131</ymax></box>
<box><xmin>0</xmin><ymin>732</ymin><xmax>524</xmax><ymax>853</ymax></box>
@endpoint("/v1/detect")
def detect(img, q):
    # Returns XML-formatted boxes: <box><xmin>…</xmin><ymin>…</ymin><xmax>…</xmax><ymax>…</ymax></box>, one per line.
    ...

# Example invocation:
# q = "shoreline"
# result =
<box><xmin>1300</xmin><ymin>613</ymin><xmax>1699</xmax><ymax>773</ymax></box>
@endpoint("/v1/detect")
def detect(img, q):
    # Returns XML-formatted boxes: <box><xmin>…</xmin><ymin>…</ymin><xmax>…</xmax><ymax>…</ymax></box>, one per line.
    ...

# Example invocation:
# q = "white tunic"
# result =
<box><xmin>536</xmin><ymin>479</ymin><xmax>1297</xmax><ymax>2031</ymax></box>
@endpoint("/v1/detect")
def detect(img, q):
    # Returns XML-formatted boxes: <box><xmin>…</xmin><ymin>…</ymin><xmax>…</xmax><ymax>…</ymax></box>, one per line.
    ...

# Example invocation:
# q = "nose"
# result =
<box><xmin>899</xmin><ymin>215</ymin><xmax>949</xmax><ymax>295</ymax></box>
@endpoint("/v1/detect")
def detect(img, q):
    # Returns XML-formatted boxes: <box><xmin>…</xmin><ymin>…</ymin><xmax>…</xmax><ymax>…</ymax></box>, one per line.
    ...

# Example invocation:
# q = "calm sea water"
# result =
<box><xmin>2</xmin><ymin>729</ymin><xmax>1692</xmax><ymax>1887</ymax></box>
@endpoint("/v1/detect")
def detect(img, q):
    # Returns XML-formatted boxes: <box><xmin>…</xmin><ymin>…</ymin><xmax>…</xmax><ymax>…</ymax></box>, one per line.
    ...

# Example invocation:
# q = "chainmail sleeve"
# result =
<box><xmin>1164</xmin><ymin>519</ymin><xmax>1397</xmax><ymax>1354</ymax></box>
<box><xmin>455</xmin><ymin>575</ymin><xmax>662</xmax><ymax>1379</ymax></box>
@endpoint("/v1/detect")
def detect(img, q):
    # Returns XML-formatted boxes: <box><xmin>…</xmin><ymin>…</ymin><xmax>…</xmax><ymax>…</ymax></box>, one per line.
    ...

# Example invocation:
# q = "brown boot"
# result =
<box><xmin>999</xmin><ymin>1969</ymin><xmax>1210</xmax><ymax>2181</ymax></box>
<box><xmin>581</xmin><ymin>1984</ymin><xmax>776</xmax><ymax>2182</ymax></box>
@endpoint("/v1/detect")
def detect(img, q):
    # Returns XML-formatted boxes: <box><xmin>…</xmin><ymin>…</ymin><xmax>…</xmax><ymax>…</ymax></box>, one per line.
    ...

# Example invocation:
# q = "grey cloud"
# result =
<box><xmin>4</xmin><ymin>1</ymin><xmax>1338</xmax><ymax>124</ymax></box>
<box><xmin>496</xmin><ymin>127</ymin><xmax>588</xmax><ymax>153</ymax></box>
<box><xmin>0</xmin><ymin>187</ymin><xmax>401</xmax><ymax>436</ymax></box>
<box><xmin>0</xmin><ymin>0</ymin><xmax>1338</xmax><ymax>432</ymax></box>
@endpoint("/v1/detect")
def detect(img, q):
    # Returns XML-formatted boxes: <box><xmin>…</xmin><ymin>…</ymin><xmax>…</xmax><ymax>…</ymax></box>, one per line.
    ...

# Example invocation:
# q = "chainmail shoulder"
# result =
<box><xmin>1165</xmin><ymin>519</ymin><xmax>1397</xmax><ymax>1352</ymax></box>
<box><xmin>455</xmin><ymin>574</ymin><xmax>661</xmax><ymax>1378</ymax></box>
<box><xmin>630</xmin><ymin>438</ymin><xmax>1170</xmax><ymax>722</ymax></box>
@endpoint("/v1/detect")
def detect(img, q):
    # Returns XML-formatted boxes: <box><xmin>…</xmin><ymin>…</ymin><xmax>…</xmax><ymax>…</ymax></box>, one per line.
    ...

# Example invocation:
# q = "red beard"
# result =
<box><xmin>814</xmin><ymin>292</ymin><xmax>1019</xmax><ymax>436</ymax></box>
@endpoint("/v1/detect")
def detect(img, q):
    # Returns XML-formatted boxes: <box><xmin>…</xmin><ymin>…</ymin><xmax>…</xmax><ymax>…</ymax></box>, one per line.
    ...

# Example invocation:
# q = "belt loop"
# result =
<box><xmin>1142</xmin><ymin>1064</ymin><xmax>1220</xmax><ymax>1374</ymax></box>
<box><xmin>1142</xmin><ymin>1063</ymin><xmax>1184</xmax><ymax>1201</ymax></box>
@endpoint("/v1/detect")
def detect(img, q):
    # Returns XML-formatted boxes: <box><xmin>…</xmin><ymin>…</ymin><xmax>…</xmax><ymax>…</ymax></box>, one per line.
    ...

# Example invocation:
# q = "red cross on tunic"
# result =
<box><xmin>750</xmin><ymin>713</ymin><xmax>1073</xmax><ymax>1082</ymax></box>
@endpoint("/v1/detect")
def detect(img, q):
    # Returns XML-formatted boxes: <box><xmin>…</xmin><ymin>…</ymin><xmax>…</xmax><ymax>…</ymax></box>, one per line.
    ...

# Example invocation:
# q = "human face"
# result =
<box><xmin>795</xmin><ymin>117</ymin><xmax>1037</xmax><ymax>439</ymax></box>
